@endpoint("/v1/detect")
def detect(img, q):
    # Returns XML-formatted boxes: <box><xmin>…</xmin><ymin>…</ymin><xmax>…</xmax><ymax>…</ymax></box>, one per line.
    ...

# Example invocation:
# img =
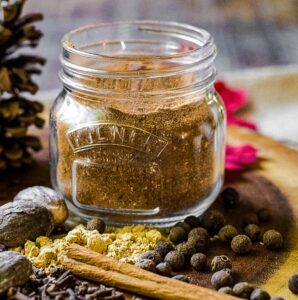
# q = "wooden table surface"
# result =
<box><xmin>23</xmin><ymin>0</ymin><xmax>298</xmax><ymax>91</ymax></box>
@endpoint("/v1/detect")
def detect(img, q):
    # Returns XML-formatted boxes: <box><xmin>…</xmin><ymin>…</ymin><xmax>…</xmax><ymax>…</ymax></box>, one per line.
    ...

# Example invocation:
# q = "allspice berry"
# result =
<box><xmin>139</xmin><ymin>250</ymin><xmax>162</xmax><ymax>265</ymax></box>
<box><xmin>135</xmin><ymin>259</ymin><xmax>156</xmax><ymax>273</ymax></box>
<box><xmin>244</xmin><ymin>224</ymin><xmax>261</xmax><ymax>241</ymax></box>
<box><xmin>164</xmin><ymin>251</ymin><xmax>185</xmax><ymax>270</ymax></box>
<box><xmin>243</xmin><ymin>213</ymin><xmax>259</xmax><ymax>226</ymax></box>
<box><xmin>190</xmin><ymin>253</ymin><xmax>207</xmax><ymax>271</ymax></box>
<box><xmin>188</xmin><ymin>227</ymin><xmax>209</xmax><ymax>240</ymax></box>
<box><xmin>184</xmin><ymin>215</ymin><xmax>201</xmax><ymax>228</ymax></box>
<box><xmin>257</xmin><ymin>208</ymin><xmax>270</xmax><ymax>222</ymax></box>
<box><xmin>86</xmin><ymin>218</ymin><xmax>106</xmax><ymax>233</ymax></box>
<box><xmin>262</xmin><ymin>230</ymin><xmax>283</xmax><ymax>250</ymax></box>
<box><xmin>250</xmin><ymin>288</ymin><xmax>270</xmax><ymax>300</ymax></box>
<box><xmin>187</xmin><ymin>235</ymin><xmax>207</xmax><ymax>253</ymax></box>
<box><xmin>218</xmin><ymin>225</ymin><xmax>238</xmax><ymax>244</ymax></box>
<box><xmin>169</xmin><ymin>226</ymin><xmax>187</xmax><ymax>244</ymax></box>
<box><xmin>155</xmin><ymin>262</ymin><xmax>173</xmax><ymax>277</ymax></box>
<box><xmin>231</xmin><ymin>235</ymin><xmax>252</xmax><ymax>254</ymax></box>
<box><xmin>172</xmin><ymin>274</ymin><xmax>189</xmax><ymax>282</ymax></box>
<box><xmin>218</xmin><ymin>286</ymin><xmax>235</xmax><ymax>295</ymax></box>
<box><xmin>288</xmin><ymin>274</ymin><xmax>298</xmax><ymax>294</ymax></box>
<box><xmin>211</xmin><ymin>268</ymin><xmax>233</xmax><ymax>290</ymax></box>
<box><xmin>211</xmin><ymin>255</ymin><xmax>232</xmax><ymax>272</ymax></box>
<box><xmin>176</xmin><ymin>242</ymin><xmax>196</xmax><ymax>259</ymax></box>
<box><xmin>174</xmin><ymin>222</ymin><xmax>191</xmax><ymax>234</ymax></box>
<box><xmin>233</xmin><ymin>282</ymin><xmax>254</xmax><ymax>298</ymax></box>
<box><xmin>154</xmin><ymin>241</ymin><xmax>174</xmax><ymax>258</ymax></box>
<box><xmin>221</xmin><ymin>187</ymin><xmax>239</xmax><ymax>207</ymax></box>
<box><xmin>202</xmin><ymin>210</ymin><xmax>225</xmax><ymax>234</ymax></box>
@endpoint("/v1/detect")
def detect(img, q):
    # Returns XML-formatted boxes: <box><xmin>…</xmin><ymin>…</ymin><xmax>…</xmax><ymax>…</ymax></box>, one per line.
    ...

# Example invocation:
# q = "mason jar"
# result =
<box><xmin>50</xmin><ymin>21</ymin><xmax>226</xmax><ymax>227</ymax></box>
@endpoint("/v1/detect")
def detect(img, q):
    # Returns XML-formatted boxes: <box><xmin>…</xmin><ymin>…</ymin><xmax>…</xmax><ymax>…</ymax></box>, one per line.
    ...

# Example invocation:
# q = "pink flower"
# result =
<box><xmin>225</xmin><ymin>144</ymin><xmax>258</xmax><ymax>170</ymax></box>
<box><xmin>215</xmin><ymin>81</ymin><xmax>258</xmax><ymax>170</ymax></box>
<box><xmin>215</xmin><ymin>81</ymin><xmax>257</xmax><ymax>130</ymax></box>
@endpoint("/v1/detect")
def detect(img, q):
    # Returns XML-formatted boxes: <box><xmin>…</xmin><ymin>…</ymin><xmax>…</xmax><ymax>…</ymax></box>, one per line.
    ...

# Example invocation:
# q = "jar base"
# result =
<box><xmin>65</xmin><ymin>175</ymin><xmax>223</xmax><ymax>227</ymax></box>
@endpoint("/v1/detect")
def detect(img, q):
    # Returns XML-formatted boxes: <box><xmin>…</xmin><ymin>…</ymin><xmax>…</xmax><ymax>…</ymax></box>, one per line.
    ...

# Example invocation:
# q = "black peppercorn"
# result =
<box><xmin>221</xmin><ymin>187</ymin><xmax>239</xmax><ymax>207</ymax></box>
<box><xmin>244</xmin><ymin>224</ymin><xmax>261</xmax><ymax>242</ymax></box>
<box><xmin>135</xmin><ymin>259</ymin><xmax>156</xmax><ymax>273</ymax></box>
<box><xmin>231</xmin><ymin>235</ymin><xmax>252</xmax><ymax>254</ymax></box>
<box><xmin>211</xmin><ymin>255</ymin><xmax>232</xmax><ymax>272</ymax></box>
<box><xmin>176</xmin><ymin>242</ymin><xmax>196</xmax><ymax>259</ymax></box>
<box><xmin>243</xmin><ymin>213</ymin><xmax>259</xmax><ymax>226</ymax></box>
<box><xmin>169</xmin><ymin>227</ymin><xmax>187</xmax><ymax>244</ymax></box>
<box><xmin>262</xmin><ymin>230</ymin><xmax>283</xmax><ymax>250</ymax></box>
<box><xmin>218</xmin><ymin>225</ymin><xmax>238</xmax><ymax>244</ymax></box>
<box><xmin>184</xmin><ymin>215</ymin><xmax>201</xmax><ymax>228</ymax></box>
<box><xmin>233</xmin><ymin>282</ymin><xmax>254</xmax><ymax>298</ymax></box>
<box><xmin>250</xmin><ymin>288</ymin><xmax>270</xmax><ymax>300</ymax></box>
<box><xmin>288</xmin><ymin>274</ymin><xmax>298</xmax><ymax>294</ymax></box>
<box><xmin>190</xmin><ymin>253</ymin><xmax>207</xmax><ymax>271</ymax></box>
<box><xmin>86</xmin><ymin>218</ymin><xmax>106</xmax><ymax>233</ymax></box>
<box><xmin>139</xmin><ymin>251</ymin><xmax>162</xmax><ymax>265</ymax></box>
<box><xmin>218</xmin><ymin>286</ymin><xmax>235</xmax><ymax>295</ymax></box>
<box><xmin>211</xmin><ymin>268</ymin><xmax>233</xmax><ymax>290</ymax></box>
<box><xmin>202</xmin><ymin>210</ymin><xmax>225</xmax><ymax>234</ymax></box>
<box><xmin>155</xmin><ymin>262</ymin><xmax>173</xmax><ymax>277</ymax></box>
<box><xmin>164</xmin><ymin>251</ymin><xmax>185</xmax><ymax>271</ymax></box>
<box><xmin>174</xmin><ymin>222</ymin><xmax>191</xmax><ymax>234</ymax></box>
<box><xmin>257</xmin><ymin>208</ymin><xmax>270</xmax><ymax>222</ymax></box>
<box><xmin>154</xmin><ymin>241</ymin><xmax>174</xmax><ymax>258</ymax></box>
<box><xmin>172</xmin><ymin>274</ymin><xmax>189</xmax><ymax>282</ymax></box>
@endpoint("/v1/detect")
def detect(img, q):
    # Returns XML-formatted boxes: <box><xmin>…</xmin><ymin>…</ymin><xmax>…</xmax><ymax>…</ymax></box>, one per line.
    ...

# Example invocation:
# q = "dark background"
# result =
<box><xmin>24</xmin><ymin>0</ymin><xmax>298</xmax><ymax>91</ymax></box>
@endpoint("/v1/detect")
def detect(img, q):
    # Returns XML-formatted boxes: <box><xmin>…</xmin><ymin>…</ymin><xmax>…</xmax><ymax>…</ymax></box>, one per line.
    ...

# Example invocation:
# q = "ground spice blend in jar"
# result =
<box><xmin>50</xmin><ymin>21</ymin><xmax>226</xmax><ymax>226</ymax></box>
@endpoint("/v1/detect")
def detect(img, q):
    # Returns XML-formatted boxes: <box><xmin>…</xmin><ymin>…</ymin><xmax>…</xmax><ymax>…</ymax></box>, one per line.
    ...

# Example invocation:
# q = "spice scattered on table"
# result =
<box><xmin>288</xmin><ymin>274</ymin><xmax>298</xmax><ymax>294</ymax></box>
<box><xmin>262</xmin><ymin>230</ymin><xmax>283</xmax><ymax>250</ymax></box>
<box><xmin>231</xmin><ymin>234</ymin><xmax>252</xmax><ymax>254</ymax></box>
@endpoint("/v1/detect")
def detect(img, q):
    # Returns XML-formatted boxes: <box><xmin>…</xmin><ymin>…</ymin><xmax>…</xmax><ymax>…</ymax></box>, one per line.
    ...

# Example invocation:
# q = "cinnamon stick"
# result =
<box><xmin>62</xmin><ymin>244</ymin><xmax>236</xmax><ymax>300</ymax></box>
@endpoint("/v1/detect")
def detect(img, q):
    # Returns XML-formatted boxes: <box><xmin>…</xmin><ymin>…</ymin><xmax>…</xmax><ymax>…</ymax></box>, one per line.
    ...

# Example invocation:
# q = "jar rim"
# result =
<box><xmin>61</xmin><ymin>21</ymin><xmax>216</xmax><ymax>77</ymax></box>
<box><xmin>62</xmin><ymin>20</ymin><xmax>214</xmax><ymax>62</ymax></box>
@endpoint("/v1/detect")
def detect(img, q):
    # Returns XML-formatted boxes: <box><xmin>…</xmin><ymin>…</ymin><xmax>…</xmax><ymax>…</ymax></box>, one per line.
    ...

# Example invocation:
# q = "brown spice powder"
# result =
<box><xmin>54</xmin><ymin>63</ymin><xmax>219</xmax><ymax>216</ymax></box>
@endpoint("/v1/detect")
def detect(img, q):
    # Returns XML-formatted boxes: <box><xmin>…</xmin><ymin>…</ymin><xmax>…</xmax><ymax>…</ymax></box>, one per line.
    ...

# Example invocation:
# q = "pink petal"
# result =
<box><xmin>225</xmin><ymin>144</ymin><xmax>258</xmax><ymax>170</ymax></box>
<box><xmin>227</xmin><ymin>115</ymin><xmax>257</xmax><ymax>131</ymax></box>
<box><xmin>215</xmin><ymin>81</ymin><xmax>247</xmax><ymax>113</ymax></box>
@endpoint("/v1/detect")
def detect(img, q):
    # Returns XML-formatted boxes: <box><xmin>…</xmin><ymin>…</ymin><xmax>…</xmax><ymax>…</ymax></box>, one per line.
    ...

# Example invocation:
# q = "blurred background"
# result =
<box><xmin>24</xmin><ymin>0</ymin><xmax>298</xmax><ymax>91</ymax></box>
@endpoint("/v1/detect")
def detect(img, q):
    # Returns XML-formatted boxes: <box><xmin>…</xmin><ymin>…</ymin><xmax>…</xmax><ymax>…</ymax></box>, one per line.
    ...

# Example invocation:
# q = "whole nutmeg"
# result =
<box><xmin>190</xmin><ymin>253</ymin><xmax>207</xmax><ymax>271</ymax></box>
<box><xmin>202</xmin><ymin>210</ymin><xmax>225</xmax><ymax>234</ymax></box>
<box><xmin>211</xmin><ymin>268</ymin><xmax>233</xmax><ymax>290</ymax></box>
<box><xmin>231</xmin><ymin>235</ymin><xmax>252</xmax><ymax>254</ymax></box>
<box><xmin>218</xmin><ymin>225</ymin><xmax>238</xmax><ymax>244</ymax></box>
<box><xmin>135</xmin><ymin>259</ymin><xmax>156</xmax><ymax>273</ymax></box>
<box><xmin>155</xmin><ymin>262</ymin><xmax>173</xmax><ymax>277</ymax></box>
<box><xmin>262</xmin><ymin>230</ymin><xmax>283</xmax><ymax>250</ymax></box>
<box><xmin>244</xmin><ymin>224</ymin><xmax>261</xmax><ymax>242</ymax></box>
<box><xmin>139</xmin><ymin>250</ymin><xmax>162</xmax><ymax>265</ymax></box>
<box><xmin>233</xmin><ymin>282</ymin><xmax>254</xmax><ymax>298</ymax></box>
<box><xmin>184</xmin><ymin>215</ymin><xmax>201</xmax><ymax>228</ymax></box>
<box><xmin>288</xmin><ymin>274</ymin><xmax>298</xmax><ymax>294</ymax></box>
<box><xmin>14</xmin><ymin>186</ymin><xmax>69</xmax><ymax>226</ymax></box>
<box><xmin>154</xmin><ymin>241</ymin><xmax>174</xmax><ymax>258</ymax></box>
<box><xmin>86</xmin><ymin>218</ymin><xmax>106</xmax><ymax>233</ymax></box>
<box><xmin>211</xmin><ymin>255</ymin><xmax>232</xmax><ymax>272</ymax></box>
<box><xmin>250</xmin><ymin>288</ymin><xmax>270</xmax><ymax>300</ymax></box>
<box><xmin>169</xmin><ymin>227</ymin><xmax>187</xmax><ymax>244</ymax></box>
<box><xmin>164</xmin><ymin>251</ymin><xmax>185</xmax><ymax>271</ymax></box>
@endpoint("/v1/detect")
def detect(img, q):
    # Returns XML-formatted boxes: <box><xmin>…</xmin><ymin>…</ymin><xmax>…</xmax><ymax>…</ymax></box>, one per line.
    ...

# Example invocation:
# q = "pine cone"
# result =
<box><xmin>0</xmin><ymin>0</ymin><xmax>45</xmax><ymax>170</ymax></box>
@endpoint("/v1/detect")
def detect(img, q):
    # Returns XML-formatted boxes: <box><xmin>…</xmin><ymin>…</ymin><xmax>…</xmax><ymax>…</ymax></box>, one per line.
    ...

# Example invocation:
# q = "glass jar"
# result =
<box><xmin>50</xmin><ymin>21</ymin><xmax>226</xmax><ymax>227</ymax></box>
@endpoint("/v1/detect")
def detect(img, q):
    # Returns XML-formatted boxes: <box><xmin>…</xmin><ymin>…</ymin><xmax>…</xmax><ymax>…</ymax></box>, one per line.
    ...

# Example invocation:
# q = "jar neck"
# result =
<box><xmin>60</xmin><ymin>21</ymin><xmax>217</xmax><ymax>97</ymax></box>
